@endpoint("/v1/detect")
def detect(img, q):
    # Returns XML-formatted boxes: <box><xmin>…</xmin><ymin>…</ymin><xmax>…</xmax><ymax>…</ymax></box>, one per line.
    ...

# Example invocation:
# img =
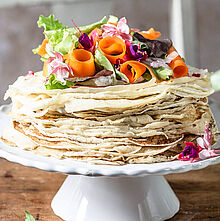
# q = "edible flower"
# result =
<box><xmin>102</xmin><ymin>17</ymin><xmax>132</xmax><ymax>41</ymax></box>
<box><xmin>198</xmin><ymin>124</ymin><xmax>212</xmax><ymax>150</ymax></box>
<box><xmin>178</xmin><ymin>124</ymin><xmax>220</xmax><ymax>162</ymax></box>
<box><xmin>47</xmin><ymin>52</ymin><xmax>73</xmax><ymax>82</ymax></box>
<box><xmin>178</xmin><ymin>142</ymin><xmax>200</xmax><ymax>162</ymax></box>
<box><xmin>79</xmin><ymin>33</ymin><xmax>92</xmax><ymax>50</ymax></box>
<box><xmin>89</xmin><ymin>28</ymin><xmax>101</xmax><ymax>50</ymax></box>
<box><xmin>123</xmin><ymin>40</ymin><xmax>147</xmax><ymax>62</ymax></box>
<box><xmin>196</xmin><ymin>124</ymin><xmax>220</xmax><ymax>160</ymax></box>
<box><xmin>71</xmin><ymin>19</ymin><xmax>94</xmax><ymax>51</ymax></box>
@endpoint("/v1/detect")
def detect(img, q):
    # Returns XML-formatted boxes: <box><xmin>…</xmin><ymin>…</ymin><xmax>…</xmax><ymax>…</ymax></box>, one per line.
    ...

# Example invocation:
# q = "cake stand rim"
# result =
<box><xmin>1</xmin><ymin>104</ymin><xmax>220</xmax><ymax>177</ymax></box>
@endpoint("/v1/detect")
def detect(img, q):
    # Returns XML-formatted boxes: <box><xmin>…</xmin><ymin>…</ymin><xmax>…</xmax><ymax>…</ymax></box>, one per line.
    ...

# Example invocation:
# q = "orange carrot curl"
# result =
<box><xmin>37</xmin><ymin>39</ymin><xmax>49</xmax><ymax>56</ymax></box>
<box><xmin>64</xmin><ymin>49</ymin><xmax>95</xmax><ymax>77</ymax></box>
<box><xmin>120</xmin><ymin>60</ymin><xmax>157</xmax><ymax>83</ymax></box>
<box><xmin>42</xmin><ymin>61</ymin><xmax>48</xmax><ymax>77</ymax></box>
<box><xmin>139</xmin><ymin>28</ymin><xmax>161</xmax><ymax>40</ymax></box>
<box><xmin>98</xmin><ymin>36</ymin><xmax>126</xmax><ymax>64</ymax></box>
<box><xmin>167</xmin><ymin>46</ymin><xmax>188</xmax><ymax>78</ymax></box>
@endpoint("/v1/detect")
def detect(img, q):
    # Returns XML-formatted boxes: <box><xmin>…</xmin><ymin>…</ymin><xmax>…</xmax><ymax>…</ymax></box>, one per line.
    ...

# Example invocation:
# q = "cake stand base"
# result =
<box><xmin>51</xmin><ymin>175</ymin><xmax>180</xmax><ymax>221</ymax></box>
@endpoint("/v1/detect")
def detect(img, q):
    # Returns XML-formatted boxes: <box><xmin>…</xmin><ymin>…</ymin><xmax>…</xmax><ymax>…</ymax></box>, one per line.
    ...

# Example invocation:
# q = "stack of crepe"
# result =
<box><xmin>2</xmin><ymin>68</ymin><xmax>218</xmax><ymax>165</ymax></box>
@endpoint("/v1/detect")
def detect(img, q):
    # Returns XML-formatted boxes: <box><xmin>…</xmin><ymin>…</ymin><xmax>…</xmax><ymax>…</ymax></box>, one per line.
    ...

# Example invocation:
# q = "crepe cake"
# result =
<box><xmin>1</xmin><ymin>15</ymin><xmax>218</xmax><ymax>165</ymax></box>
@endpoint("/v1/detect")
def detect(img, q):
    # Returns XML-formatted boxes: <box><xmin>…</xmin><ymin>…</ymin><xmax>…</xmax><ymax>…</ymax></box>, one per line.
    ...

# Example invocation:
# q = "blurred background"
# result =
<box><xmin>0</xmin><ymin>0</ymin><xmax>219</xmax><ymax>107</ymax></box>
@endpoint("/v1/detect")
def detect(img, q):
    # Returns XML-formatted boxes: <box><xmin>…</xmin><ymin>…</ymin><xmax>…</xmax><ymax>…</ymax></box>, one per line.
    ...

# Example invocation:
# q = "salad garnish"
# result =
<box><xmin>32</xmin><ymin>14</ymin><xmax>203</xmax><ymax>89</ymax></box>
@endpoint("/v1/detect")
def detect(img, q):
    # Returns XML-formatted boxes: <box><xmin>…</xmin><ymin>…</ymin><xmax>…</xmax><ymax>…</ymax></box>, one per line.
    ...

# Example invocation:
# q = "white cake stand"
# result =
<box><xmin>0</xmin><ymin>104</ymin><xmax>219</xmax><ymax>221</ymax></box>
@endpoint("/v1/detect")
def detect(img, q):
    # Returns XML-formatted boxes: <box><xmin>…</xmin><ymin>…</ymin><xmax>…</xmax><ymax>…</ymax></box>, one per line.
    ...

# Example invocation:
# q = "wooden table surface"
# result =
<box><xmin>0</xmin><ymin>158</ymin><xmax>219</xmax><ymax>221</ymax></box>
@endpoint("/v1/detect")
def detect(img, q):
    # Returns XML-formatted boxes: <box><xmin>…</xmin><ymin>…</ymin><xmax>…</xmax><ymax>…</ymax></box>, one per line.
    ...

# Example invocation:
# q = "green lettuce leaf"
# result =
<box><xmin>107</xmin><ymin>15</ymin><xmax>118</xmax><ymax>24</ymax></box>
<box><xmin>78</xmin><ymin>16</ymin><xmax>108</xmax><ymax>34</ymax></box>
<box><xmin>95</xmin><ymin>49</ymin><xmax>116</xmax><ymax>84</ymax></box>
<box><xmin>24</xmin><ymin>211</ymin><xmax>36</xmax><ymax>221</ymax></box>
<box><xmin>211</xmin><ymin>70</ymin><xmax>220</xmax><ymax>91</ymax></box>
<box><xmin>36</xmin><ymin>29</ymin><xmax>78</xmax><ymax>55</ymax></box>
<box><xmin>45</xmin><ymin>16</ymin><xmax>107</xmax><ymax>52</ymax></box>
<box><xmin>152</xmin><ymin>67</ymin><xmax>173</xmax><ymax>80</ymax></box>
<box><xmin>54</xmin><ymin>31</ymin><xmax>78</xmax><ymax>54</ymax></box>
<box><xmin>45</xmin><ymin>74</ymin><xmax>75</xmax><ymax>90</ymax></box>
<box><xmin>32</xmin><ymin>44</ymin><xmax>41</xmax><ymax>54</ymax></box>
<box><xmin>37</xmin><ymin>14</ymin><xmax>66</xmax><ymax>31</ymax></box>
<box><xmin>115</xmin><ymin>69</ymin><xmax>129</xmax><ymax>83</ymax></box>
<box><xmin>34</xmin><ymin>15</ymin><xmax>108</xmax><ymax>56</ymax></box>
<box><xmin>44</xmin><ymin>16</ymin><xmax>108</xmax><ymax>41</ymax></box>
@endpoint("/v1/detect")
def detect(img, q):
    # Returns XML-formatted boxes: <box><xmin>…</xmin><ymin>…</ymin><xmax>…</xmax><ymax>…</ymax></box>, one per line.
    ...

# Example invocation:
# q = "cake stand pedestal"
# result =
<box><xmin>51</xmin><ymin>175</ymin><xmax>179</xmax><ymax>221</ymax></box>
<box><xmin>0</xmin><ymin>104</ymin><xmax>220</xmax><ymax>221</ymax></box>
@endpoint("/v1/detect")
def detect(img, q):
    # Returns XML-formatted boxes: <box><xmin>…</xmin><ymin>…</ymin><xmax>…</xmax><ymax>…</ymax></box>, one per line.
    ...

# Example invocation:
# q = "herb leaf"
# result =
<box><xmin>152</xmin><ymin>67</ymin><xmax>173</xmax><ymax>80</ymax></box>
<box><xmin>45</xmin><ymin>74</ymin><xmax>75</xmax><ymax>90</ymax></box>
<box><xmin>95</xmin><ymin>49</ymin><xmax>116</xmax><ymax>84</ymax></box>
<box><xmin>24</xmin><ymin>211</ymin><xmax>36</xmax><ymax>221</ymax></box>
<box><xmin>78</xmin><ymin>16</ymin><xmax>108</xmax><ymax>34</ymax></box>
<box><xmin>115</xmin><ymin>69</ymin><xmax>129</xmax><ymax>83</ymax></box>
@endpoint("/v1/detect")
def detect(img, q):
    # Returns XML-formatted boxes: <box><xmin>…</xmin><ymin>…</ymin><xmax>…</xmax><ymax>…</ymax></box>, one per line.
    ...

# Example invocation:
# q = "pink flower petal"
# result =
<box><xmin>54</xmin><ymin>52</ymin><xmax>63</xmax><ymax>62</ymax></box>
<box><xmin>47</xmin><ymin>57</ymin><xmax>55</xmax><ymax>63</ymax></box>
<box><xmin>90</xmin><ymin>29</ymin><xmax>98</xmax><ymax>45</ymax></box>
<box><xmin>120</xmin><ymin>33</ymin><xmax>132</xmax><ymax>41</ymax></box>
<box><xmin>102</xmin><ymin>24</ymin><xmax>117</xmax><ymax>33</ymax></box>
<box><xmin>50</xmin><ymin>60</ymin><xmax>59</xmax><ymax>68</ymax></box>
<box><xmin>117</xmin><ymin>17</ymin><xmax>130</xmax><ymax>34</ymax></box>
<box><xmin>47</xmin><ymin>52</ymin><xmax>73</xmax><ymax>80</ymax></box>
<box><xmin>198</xmin><ymin>149</ymin><xmax>211</xmax><ymax>160</ymax></box>
<box><xmin>196</xmin><ymin>137</ymin><xmax>205</xmax><ymax>149</ymax></box>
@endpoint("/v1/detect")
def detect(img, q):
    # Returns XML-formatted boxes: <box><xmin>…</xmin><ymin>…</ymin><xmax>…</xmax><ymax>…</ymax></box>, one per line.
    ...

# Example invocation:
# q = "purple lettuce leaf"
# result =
<box><xmin>133</xmin><ymin>32</ymin><xmax>172</xmax><ymax>58</ymax></box>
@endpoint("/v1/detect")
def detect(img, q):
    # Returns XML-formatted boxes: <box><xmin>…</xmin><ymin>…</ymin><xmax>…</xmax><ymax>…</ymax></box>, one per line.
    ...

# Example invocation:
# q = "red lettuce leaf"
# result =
<box><xmin>133</xmin><ymin>32</ymin><xmax>172</xmax><ymax>58</ymax></box>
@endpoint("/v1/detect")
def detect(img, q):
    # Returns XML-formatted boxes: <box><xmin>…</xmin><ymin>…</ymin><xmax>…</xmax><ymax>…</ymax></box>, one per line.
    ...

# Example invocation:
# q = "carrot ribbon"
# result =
<box><xmin>167</xmin><ymin>46</ymin><xmax>188</xmax><ymax>78</ymax></box>
<box><xmin>37</xmin><ymin>39</ymin><xmax>49</xmax><ymax>56</ymax></box>
<box><xmin>120</xmin><ymin>60</ymin><xmax>157</xmax><ymax>83</ymax></box>
<box><xmin>43</xmin><ymin>61</ymin><xmax>48</xmax><ymax>77</ymax></box>
<box><xmin>139</xmin><ymin>28</ymin><xmax>161</xmax><ymax>40</ymax></box>
<box><xmin>98</xmin><ymin>36</ymin><xmax>126</xmax><ymax>64</ymax></box>
<box><xmin>64</xmin><ymin>49</ymin><xmax>95</xmax><ymax>77</ymax></box>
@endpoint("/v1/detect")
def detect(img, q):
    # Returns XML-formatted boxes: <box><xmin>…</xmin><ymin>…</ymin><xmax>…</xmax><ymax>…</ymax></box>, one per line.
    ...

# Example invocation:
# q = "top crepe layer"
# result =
<box><xmin>5</xmin><ymin>67</ymin><xmax>214</xmax><ymax>117</ymax></box>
